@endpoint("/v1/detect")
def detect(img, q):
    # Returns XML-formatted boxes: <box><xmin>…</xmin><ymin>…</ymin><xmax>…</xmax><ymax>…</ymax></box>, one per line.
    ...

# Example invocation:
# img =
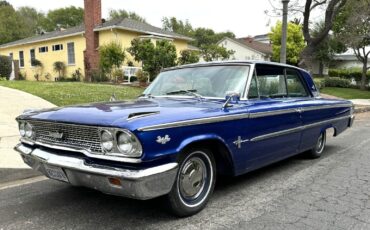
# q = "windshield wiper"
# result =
<box><xmin>166</xmin><ymin>90</ymin><xmax>204</xmax><ymax>99</ymax></box>
<box><xmin>138</xmin><ymin>93</ymin><xmax>154</xmax><ymax>98</ymax></box>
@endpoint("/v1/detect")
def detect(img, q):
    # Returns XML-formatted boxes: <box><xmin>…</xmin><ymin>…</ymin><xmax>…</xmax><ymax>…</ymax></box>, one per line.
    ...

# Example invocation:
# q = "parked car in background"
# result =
<box><xmin>15</xmin><ymin>61</ymin><xmax>354</xmax><ymax>216</ymax></box>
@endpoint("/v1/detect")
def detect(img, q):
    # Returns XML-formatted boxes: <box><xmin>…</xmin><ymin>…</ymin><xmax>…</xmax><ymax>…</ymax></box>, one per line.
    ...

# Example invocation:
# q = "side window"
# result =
<box><xmin>255</xmin><ymin>65</ymin><xmax>286</xmax><ymax>98</ymax></box>
<box><xmin>247</xmin><ymin>72</ymin><xmax>259</xmax><ymax>99</ymax></box>
<box><xmin>285</xmin><ymin>69</ymin><xmax>308</xmax><ymax>97</ymax></box>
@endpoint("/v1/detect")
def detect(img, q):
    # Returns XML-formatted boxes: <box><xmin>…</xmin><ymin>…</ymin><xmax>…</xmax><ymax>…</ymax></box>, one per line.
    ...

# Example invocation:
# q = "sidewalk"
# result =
<box><xmin>0</xmin><ymin>86</ymin><xmax>55</xmax><ymax>182</ymax></box>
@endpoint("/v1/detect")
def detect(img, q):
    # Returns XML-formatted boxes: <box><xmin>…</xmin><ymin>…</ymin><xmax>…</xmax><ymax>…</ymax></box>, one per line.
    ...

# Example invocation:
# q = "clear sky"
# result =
<box><xmin>7</xmin><ymin>0</ymin><xmax>285</xmax><ymax>38</ymax></box>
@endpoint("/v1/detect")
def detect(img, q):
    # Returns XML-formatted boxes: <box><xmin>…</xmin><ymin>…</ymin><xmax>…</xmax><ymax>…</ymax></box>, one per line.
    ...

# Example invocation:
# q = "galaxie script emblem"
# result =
<box><xmin>46</xmin><ymin>131</ymin><xmax>64</xmax><ymax>139</ymax></box>
<box><xmin>156</xmin><ymin>135</ymin><xmax>171</xmax><ymax>144</ymax></box>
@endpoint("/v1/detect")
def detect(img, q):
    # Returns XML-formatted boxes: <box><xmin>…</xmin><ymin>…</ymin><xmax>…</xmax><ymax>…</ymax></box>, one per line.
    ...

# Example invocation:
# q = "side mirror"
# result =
<box><xmin>223</xmin><ymin>92</ymin><xmax>240</xmax><ymax>109</ymax></box>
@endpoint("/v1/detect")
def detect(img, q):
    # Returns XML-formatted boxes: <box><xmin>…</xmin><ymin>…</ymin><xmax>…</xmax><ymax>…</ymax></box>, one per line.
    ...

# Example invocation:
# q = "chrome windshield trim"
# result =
<box><xmin>250</xmin><ymin>115</ymin><xmax>351</xmax><ymax>142</ymax></box>
<box><xmin>20</xmin><ymin>138</ymin><xmax>142</xmax><ymax>163</ymax></box>
<box><xmin>138</xmin><ymin>113</ymin><xmax>251</xmax><ymax>132</ymax></box>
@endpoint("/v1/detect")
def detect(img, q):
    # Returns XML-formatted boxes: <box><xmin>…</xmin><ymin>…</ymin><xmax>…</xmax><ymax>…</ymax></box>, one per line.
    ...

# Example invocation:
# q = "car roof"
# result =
<box><xmin>163</xmin><ymin>60</ymin><xmax>309</xmax><ymax>74</ymax></box>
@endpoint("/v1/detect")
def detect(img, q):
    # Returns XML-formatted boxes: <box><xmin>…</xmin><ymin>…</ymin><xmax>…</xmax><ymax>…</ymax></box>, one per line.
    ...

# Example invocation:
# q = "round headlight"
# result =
<box><xmin>25</xmin><ymin>123</ymin><xmax>33</xmax><ymax>138</ymax></box>
<box><xmin>117</xmin><ymin>131</ymin><xmax>142</xmax><ymax>157</ymax></box>
<box><xmin>101</xmin><ymin>130</ymin><xmax>114</xmax><ymax>152</ymax></box>
<box><xmin>19</xmin><ymin>122</ymin><xmax>26</xmax><ymax>137</ymax></box>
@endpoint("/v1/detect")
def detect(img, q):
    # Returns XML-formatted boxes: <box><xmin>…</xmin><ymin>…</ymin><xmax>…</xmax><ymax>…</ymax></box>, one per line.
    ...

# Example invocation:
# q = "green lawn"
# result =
<box><xmin>321</xmin><ymin>87</ymin><xmax>370</xmax><ymax>99</ymax></box>
<box><xmin>0</xmin><ymin>81</ymin><xmax>144</xmax><ymax>106</ymax></box>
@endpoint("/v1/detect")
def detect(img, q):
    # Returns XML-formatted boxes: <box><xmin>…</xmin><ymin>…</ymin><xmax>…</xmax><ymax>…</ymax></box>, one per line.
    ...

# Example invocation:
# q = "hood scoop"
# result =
<box><xmin>127</xmin><ymin>111</ymin><xmax>160</xmax><ymax>121</ymax></box>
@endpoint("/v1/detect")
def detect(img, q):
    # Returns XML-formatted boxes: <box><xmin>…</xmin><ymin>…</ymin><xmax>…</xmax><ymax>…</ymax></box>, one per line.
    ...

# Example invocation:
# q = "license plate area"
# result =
<box><xmin>44</xmin><ymin>164</ymin><xmax>69</xmax><ymax>182</ymax></box>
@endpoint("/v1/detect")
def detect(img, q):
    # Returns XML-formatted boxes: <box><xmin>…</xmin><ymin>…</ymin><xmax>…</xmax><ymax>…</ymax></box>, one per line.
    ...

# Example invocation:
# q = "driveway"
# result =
<box><xmin>0</xmin><ymin>86</ymin><xmax>54</xmax><ymax>182</ymax></box>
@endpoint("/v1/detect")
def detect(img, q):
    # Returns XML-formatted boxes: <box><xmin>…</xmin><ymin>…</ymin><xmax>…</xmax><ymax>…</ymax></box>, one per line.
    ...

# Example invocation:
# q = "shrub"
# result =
<box><xmin>136</xmin><ymin>69</ymin><xmax>149</xmax><ymax>83</ymax></box>
<box><xmin>0</xmin><ymin>76</ymin><xmax>7</xmax><ymax>81</ymax></box>
<box><xmin>99</xmin><ymin>42</ymin><xmax>125</xmax><ymax>80</ymax></box>
<box><xmin>71</xmin><ymin>68</ymin><xmax>83</xmax><ymax>81</ymax></box>
<box><xmin>53</xmin><ymin>61</ymin><xmax>66</xmax><ymax>78</ymax></box>
<box><xmin>91</xmin><ymin>69</ymin><xmax>109</xmax><ymax>82</ymax></box>
<box><xmin>0</xmin><ymin>55</ymin><xmax>12</xmax><ymax>80</ymax></box>
<box><xmin>313</xmin><ymin>79</ymin><xmax>325</xmax><ymax>90</ymax></box>
<box><xmin>323</xmin><ymin>77</ymin><xmax>351</xmax><ymax>88</ymax></box>
<box><xmin>18</xmin><ymin>71</ymin><xmax>26</xmax><ymax>80</ymax></box>
<box><xmin>31</xmin><ymin>59</ymin><xmax>43</xmax><ymax>67</ymax></box>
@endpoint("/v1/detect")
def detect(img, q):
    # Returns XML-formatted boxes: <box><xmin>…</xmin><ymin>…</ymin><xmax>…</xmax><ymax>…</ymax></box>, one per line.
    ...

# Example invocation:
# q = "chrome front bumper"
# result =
<box><xmin>14</xmin><ymin>143</ymin><xmax>178</xmax><ymax>200</ymax></box>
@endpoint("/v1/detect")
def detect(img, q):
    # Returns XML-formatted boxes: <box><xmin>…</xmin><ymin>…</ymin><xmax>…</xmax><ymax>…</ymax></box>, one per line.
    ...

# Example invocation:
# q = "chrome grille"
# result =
<box><xmin>28</xmin><ymin>121</ymin><xmax>102</xmax><ymax>153</ymax></box>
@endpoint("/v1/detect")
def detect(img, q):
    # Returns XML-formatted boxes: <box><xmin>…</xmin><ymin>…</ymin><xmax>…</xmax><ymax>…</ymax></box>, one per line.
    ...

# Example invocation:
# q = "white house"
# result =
<box><xmin>330</xmin><ymin>46</ymin><xmax>370</xmax><ymax>69</ymax></box>
<box><xmin>217</xmin><ymin>37</ymin><xmax>272</xmax><ymax>61</ymax></box>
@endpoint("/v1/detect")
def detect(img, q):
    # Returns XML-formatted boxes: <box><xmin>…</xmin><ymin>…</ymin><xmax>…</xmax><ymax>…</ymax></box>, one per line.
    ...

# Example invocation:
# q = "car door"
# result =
<box><xmin>234</xmin><ymin>64</ymin><xmax>302</xmax><ymax>173</ymax></box>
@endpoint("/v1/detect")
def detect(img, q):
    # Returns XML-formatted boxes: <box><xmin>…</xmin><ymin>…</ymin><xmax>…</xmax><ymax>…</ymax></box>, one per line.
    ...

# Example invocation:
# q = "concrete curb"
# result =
<box><xmin>354</xmin><ymin>106</ymin><xmax>370</xmax><ymax>114</ymax></box>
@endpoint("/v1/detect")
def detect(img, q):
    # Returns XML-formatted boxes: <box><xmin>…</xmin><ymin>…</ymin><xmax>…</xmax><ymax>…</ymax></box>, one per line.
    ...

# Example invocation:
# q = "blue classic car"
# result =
<box><xmin>15</xmin><ymin>61</ymin><xmax>354</xmax><ymax>216</ymax></box>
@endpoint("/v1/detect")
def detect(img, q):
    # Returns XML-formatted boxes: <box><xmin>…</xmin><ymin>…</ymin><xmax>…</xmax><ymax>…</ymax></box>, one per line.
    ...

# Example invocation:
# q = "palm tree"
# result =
<box><xmin>53</xmin><ymin>61</ymin><xmax>65</xmax><ymax>79</ymax></box>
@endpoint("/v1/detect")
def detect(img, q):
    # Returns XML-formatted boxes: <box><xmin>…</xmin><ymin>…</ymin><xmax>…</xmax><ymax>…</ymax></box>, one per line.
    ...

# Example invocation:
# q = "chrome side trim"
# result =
<box><xmin>251</xmin><ymin>126</ymin><xmax>303</xmax><ymax>142</ymax></box>
<box><xmin>138</xmin><ymin>113</ymin><xmax>251</xmax><ymax>131</ymax></box>
<box><xmin>249</xmin><ymin>108</ymin><xmax>297</xmax><ymax>118</ymax></box>
<box><xmin>20</xmin><ymin>139</ymin><xmax>142</xmax><ymax>163</ymax></box>
<box><xmin>301</xmin><ymin>104</ymin><xmax>351</xmax><ymax>112</ymax></box>
<box><xmin>250</xmin><ymin>115</ymin><xmax>351</xmax><ymax>142</ymax></box>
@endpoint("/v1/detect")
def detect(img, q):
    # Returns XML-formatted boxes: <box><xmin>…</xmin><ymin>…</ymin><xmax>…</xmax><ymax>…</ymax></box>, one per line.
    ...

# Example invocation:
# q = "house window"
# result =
<box><xmin>39</xmin><ymin>46</ymin><xmax>48</xmax><ymax>53</ymax></box>
<box><xmin>67</xmin><ymin>42</ymin><xmax>75</xmax><ymax>65</ymax></box>
<box><xmin>19</xmin><ymin>51</ymin><xmax>24</xmax><ymax>68</ymax></box>
<box><xmin>30</xmin><ymin>49</ymin><xmax>36</xmax><ymax>66</ymax></box>
<box><xmin>52</xmin><ymin>44</ymin><xmax>63</xmax><ymax>51</ymax></box>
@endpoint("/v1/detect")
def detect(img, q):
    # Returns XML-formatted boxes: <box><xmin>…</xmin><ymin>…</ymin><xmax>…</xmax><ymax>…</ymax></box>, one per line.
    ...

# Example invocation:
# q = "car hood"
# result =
<box><xmin>18</xmin><ymin>97</ymin><xmax>239</xmax><ymax>130</ymax></box>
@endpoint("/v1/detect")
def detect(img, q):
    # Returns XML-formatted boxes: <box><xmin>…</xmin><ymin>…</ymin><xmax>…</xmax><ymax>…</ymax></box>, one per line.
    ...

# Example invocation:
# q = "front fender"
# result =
<box><xmin>176</xmin><ymin>134</ymin><xmax>231</xmax><ymax>153</ymax></box>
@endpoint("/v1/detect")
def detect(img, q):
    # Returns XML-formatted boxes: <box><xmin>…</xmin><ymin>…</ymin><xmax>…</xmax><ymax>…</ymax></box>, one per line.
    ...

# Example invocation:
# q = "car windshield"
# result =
<box><xmin>143</xmin><ymin>65</ymin><xmax>250</xmax><ymax>98</ymax></box>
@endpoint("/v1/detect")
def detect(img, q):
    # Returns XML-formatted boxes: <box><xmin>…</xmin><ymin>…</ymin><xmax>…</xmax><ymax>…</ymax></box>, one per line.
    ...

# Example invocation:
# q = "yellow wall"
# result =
<box><xmin>0</xmin><ymin>29</ymin><xmax>191</xmax><ymax>81</ymax></box>
<box><xmin>0</xmin><ymin>35</ymin><xmax>86</xmax><ymax>81</ymax></box>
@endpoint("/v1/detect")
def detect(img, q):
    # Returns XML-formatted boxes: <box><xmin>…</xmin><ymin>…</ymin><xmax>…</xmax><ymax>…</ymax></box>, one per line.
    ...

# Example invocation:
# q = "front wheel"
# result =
<box><xmin>306</xmin><ymin>131</ymin><xmax>326</xmax><ymax>159</ymax></box>
<box><xmin>166</xmin><ymin>148</ymin><xmax>216</xmax><ymax>217</ymax></box>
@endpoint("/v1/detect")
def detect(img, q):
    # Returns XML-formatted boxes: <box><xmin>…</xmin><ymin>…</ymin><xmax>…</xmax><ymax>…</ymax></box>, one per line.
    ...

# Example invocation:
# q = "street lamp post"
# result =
<box><xmin>280</xmin><ymin>0</ymin><xmax>290</xmax><ymax>64</ymax></box>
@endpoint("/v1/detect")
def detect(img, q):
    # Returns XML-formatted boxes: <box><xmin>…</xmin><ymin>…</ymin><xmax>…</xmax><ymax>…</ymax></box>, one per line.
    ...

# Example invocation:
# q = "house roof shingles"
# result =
<box><xmin>236</xmin><ymin>38</ymin><xmax>272</xmax><ymax>56</ymax></box>
<box><xmin>0</xmin><ymin>18</ymin><xmax>193</xmax><ymax>48</ymax></box>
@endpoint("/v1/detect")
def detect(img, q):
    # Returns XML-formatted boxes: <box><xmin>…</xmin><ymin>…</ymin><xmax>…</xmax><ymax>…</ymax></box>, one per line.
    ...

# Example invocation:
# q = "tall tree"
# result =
<box><xmin>334</xmin><ymin>0</ymin><xmax>370</xmax><ymax>90</ymax></box>
<box><xmin>42</xmin><ymin>6</ymin><xmax>84</xmax><ymax>31</ymax></box>
<box><xmin>108</xmin><ymin>9</ymin><xmax>146</xmax><ymax>22</ymax></box>
<box><xmin>162</xmin><ymin>17</ymin><xmax>193</xmax><ymax>37</ymax></box>
<box><xmin>311</xmin><ymin>21</ymin><xmax>346</xmax><ymax>75</ymax></box>
<box><xmin>267</xmin><ymin>0</ymin><xmax>348</xmax><ymax>72</ymax></box>
<box><xmin>128</xmin><ymin>39</ymin><xmax>177</xmax><ymax>79</ymax></box>
<box><xmin>0</xmin><ymin>2</ymin><xmax>29</xmax><ymax>44</ymax></box>
<box><xmin>162</xmin><ymin>17</ymin><xmax>235</xmax><ymax>63</ymax></box>
<box><xmin>17</xmin><ymin>7</ymin><xmax>45</xmax><ymax>35</ymax></box>
<box><xmin>269</xmin><ymin>21</ymin><xmax>306</xmax><ymax>65</ymax></box>
<box><xmin>300</xmin><ymin>0</ymin><xmax>347</xmax><ymax>71</ymax></box>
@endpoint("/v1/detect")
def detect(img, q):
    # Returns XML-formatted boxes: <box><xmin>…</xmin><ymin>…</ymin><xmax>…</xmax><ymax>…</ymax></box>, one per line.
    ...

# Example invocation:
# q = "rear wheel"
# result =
<box><xmin>166</xmin><ymin>148</ymin><xmax>216</xmax><ymax>217</ymax></box>
<box><xmin>306</xmin><ymin>131</ymin><xmax>326</xmax><ymax>158</ymax></box>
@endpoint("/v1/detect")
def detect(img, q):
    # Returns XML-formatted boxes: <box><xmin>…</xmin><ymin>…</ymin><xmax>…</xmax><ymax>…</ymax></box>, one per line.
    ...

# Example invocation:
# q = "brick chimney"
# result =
<box><xmin>84</xmin><ymin>0</ymin><xmax>102</xmax><ymax>81</ymax></box>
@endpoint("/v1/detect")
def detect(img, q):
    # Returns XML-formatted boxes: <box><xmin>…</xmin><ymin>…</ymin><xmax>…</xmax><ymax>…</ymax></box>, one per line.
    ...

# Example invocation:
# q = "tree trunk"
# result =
<box><xmin>360</xmin><ymin>59</ymin><xmax>368</xmax><ymax>90</ymax></box>
<box><xmin>299</xmin><ymin>45</ymin><xmax>316</xmax><ymax>73</ymax></box>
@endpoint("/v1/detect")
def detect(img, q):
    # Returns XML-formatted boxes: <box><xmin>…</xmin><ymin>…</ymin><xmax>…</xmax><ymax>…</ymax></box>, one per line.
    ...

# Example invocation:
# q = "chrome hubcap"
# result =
<box><xmin>316</xmin><ymin>134</ymin><xmax>325</xmax><ymax>153</ymax></box>
<box><xmin>179</xmin><ymin>157</ymin><xmax>206</xmax><ymax>200</ymax></box>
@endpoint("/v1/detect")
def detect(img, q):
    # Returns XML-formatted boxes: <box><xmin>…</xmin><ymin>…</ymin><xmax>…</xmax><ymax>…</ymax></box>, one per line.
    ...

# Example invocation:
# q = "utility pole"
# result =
<box><xmin>280</xmin><ymin>0</ymin><xmax>290</xmax><ymax>64</ymax></box>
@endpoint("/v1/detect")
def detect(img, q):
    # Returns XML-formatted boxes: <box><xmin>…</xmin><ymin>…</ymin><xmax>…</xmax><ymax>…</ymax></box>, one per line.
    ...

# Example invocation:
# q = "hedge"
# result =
<box><xmin>328</xmin><ymin>69</ymin><xmax>370</xmax><ymax>82</ymax></box>
<box><xmin>0</xmin><ymin>55</ymin><xmax>12</xmax><ymax>80</ymax></box>
<box><xmin>323</xmin><ymin>77</ymin><xmax>351</xmax><ymax>88</ymax></box>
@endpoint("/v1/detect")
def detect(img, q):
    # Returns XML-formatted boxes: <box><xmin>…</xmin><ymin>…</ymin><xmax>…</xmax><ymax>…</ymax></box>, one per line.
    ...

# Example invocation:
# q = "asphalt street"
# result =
<box><xmin>0</xmin><ymin>113</ymin><xmax>369</xmax><ymax>230</ymax></box>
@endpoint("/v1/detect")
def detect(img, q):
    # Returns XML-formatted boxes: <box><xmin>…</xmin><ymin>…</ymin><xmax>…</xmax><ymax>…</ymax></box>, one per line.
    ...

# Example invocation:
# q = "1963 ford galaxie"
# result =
<box><xmin>15</xmin><ymin>61</ymin><xmax>354</xmax><ymax>216</ymax></box>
